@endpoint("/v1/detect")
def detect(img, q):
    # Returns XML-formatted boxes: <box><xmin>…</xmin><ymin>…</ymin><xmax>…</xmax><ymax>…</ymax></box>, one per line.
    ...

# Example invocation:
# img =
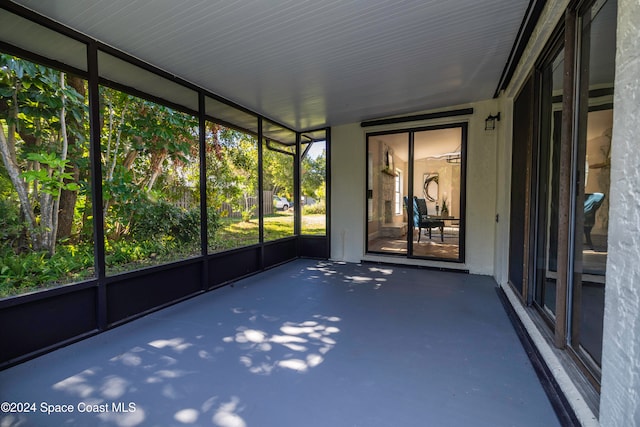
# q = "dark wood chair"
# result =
<box><xmin>405</xmin><ymin>196</ymin><xmax>444</xmax><ymax>242</ymax></box>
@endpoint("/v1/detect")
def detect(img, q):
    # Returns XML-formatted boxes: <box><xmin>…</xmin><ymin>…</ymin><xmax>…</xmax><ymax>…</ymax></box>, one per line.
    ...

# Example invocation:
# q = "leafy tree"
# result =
<box><xmin>262</xmin><ymin>140</ymin><xmax>294</xmax><ymax>198</ymax></box>
<box><xmin>301</xmin><ymin>147</ymin><xmax>326</xmax><ymax>200</ymax></box>
<box><xmin>100</xmin><ymin>86</ymin><xmax>199</xmax><ymax>240</ymax></box>
<box><xmin>206</xmin><ymin>122</ymin><xmax>258</xmax><ymax>220</ymax></box>
<box><xmin>0</xmin><ymin>54</ymin><xmax>87</xmax><ymax>255</ymax></box>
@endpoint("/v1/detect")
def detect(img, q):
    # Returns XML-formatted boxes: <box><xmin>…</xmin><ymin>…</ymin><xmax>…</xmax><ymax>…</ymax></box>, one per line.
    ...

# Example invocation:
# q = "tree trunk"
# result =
<box><xmin>56</xmin><ymin>75</ymin><xmax>86</xmax><ymax>241</ymax></box>
<box><xmin>0</xmin><ymin>122</ymin><xmax>39</xmax><ymax>247</ymax></box>
<box><xmin>39</xmin><ymin>189</ymin><xmax>55</xmax><ymax>253</ymax></box>
<box><xmin>57</xmin><ymin>164</ymin><xmax>80</xmax><ymax>240</ymax></box>
<box><xmin>146</xmin><ymin>148</ymin><xmax>168</xmax><ymax>192</ymax></box>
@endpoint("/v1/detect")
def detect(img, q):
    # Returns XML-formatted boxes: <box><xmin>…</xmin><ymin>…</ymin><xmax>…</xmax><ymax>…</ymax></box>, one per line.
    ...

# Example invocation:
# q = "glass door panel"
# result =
<box><xmin>366</xmin><ymin>133</ymin><xmax>409</xmax><ymax>255</ymax></box>
<box><xmin>570</xmin><ymin>0</ymin><xmax>617</xmax><ymax>370</ymax></box>
<box><xmin>533</xmin><ymin>46</ymin><xmax>564</xmax><ymax>319</ymax></box>
<box><xmin>412</xmin><ymin>127</ymin><xmax>463</xmax><ymax>261</ymax></box>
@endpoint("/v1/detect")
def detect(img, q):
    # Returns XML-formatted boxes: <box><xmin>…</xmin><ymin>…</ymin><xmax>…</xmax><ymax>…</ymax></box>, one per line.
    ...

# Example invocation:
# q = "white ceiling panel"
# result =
<box><xmin>9</xmin><ymin>0</ymin><xmax>530</xmax><ymax>130</ymax></box>
<box><xmin>0</xmin><ymin>8</ymin><xmax>87</xmax><ymax>71</ymax></box>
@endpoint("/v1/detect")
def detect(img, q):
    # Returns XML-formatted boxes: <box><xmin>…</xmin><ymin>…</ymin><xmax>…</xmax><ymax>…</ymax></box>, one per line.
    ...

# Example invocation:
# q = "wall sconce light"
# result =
<box><xmin>485</xmin><ymin>112</ymin><xmax>501</xmax><ymax>130</ymax></box>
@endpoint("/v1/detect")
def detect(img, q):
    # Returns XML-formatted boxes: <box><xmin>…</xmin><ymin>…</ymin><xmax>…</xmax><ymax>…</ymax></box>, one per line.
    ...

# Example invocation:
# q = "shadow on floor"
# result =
<box><xmin>0</xmin><ymin>260</ymin><xmax>560</xmax><ymax>427</ymax></box>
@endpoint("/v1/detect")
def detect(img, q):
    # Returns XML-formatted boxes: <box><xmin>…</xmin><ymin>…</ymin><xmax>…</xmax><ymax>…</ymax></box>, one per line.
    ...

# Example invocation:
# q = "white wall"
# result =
<box><xmin>599</xmin><ymin>0</ymin><xmax>640</xmax><ymax>425</ymax></box>
<box><xmin>493</xmin><ymin>95</ymin><xmax>513</xmax><ymax>286</ymax></box>
<box><xmin>331</xmin><ymin>99</ymin><xmax>499</xmax><ymax>275</ymax></box>
<box><xmin>464</xmin><ymin>99</ymin><xmax>499</xmax><ymax>275</ymax></box>
<box><xmin>330</xmin><ymin>123</ymin><xmax>366</xmax><ymax>262</ymax></box>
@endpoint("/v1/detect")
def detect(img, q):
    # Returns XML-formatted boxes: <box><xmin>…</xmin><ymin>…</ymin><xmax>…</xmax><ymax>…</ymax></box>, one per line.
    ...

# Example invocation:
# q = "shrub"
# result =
<box><xmin>0</xmin><ymin>243</ymin><xmax>95</xmax><ymax>298</ymax></box>
<box><xmin>129</xmin><ymin>200</ymin><xmax>204</xmax><ymax>245</ymax></box>
<box><xmin>0</xmin><ymin>198</ymin><xmax>25</xmax><ymax>250</ymax></box>
<box><xmin>207</xmin><ymin>208</ymin><xmax>221</xmax><ymax>242</ymax></box>
<box><xmin>241</xmin><ymin>206</ymin><xmax>255</xmax><ymax>222</ymax></box>
<box><xmin>302</xmin><ymin>202</ymin><xmax>326</xmax><ymax>215</ymax></box>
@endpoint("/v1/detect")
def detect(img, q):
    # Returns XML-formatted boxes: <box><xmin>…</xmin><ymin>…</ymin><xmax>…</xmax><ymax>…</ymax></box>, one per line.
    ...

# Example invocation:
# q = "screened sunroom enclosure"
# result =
<box><xmin>0</xmin><ymin>5</ymin><xmax>328</xmax><ymax>367</ymax></box>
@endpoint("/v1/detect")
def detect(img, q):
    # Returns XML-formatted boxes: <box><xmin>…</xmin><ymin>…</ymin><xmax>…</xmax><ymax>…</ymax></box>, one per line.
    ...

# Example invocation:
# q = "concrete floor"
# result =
<box><xmin>0</xmin><ymin>259</ymin><xmax>560</xmax><ymax>427</ymax></box>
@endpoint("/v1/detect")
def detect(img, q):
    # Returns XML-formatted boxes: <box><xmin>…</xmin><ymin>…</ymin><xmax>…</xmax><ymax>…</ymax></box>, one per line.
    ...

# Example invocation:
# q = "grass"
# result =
<box><xmin>264</xmin><ymin>212</ymin><xmax>295</xmax><ymax>241</ymax></box>
<box><xmin>301</xmin><ymin>213</ymin><xmax>326</xmax><ymax>235</ymax></box>
<box><xmin>209</xmin><ymin>217</ymin><xmax>259</xmax><ymax>252</ymax></box>
<box><xmin>1</xmin><ymin>213</ymin><xmax>327</xmax><ymax>298</ymax></box>
<box><xmin>209</xmin><ymin>212</ymin><xmax>326</xmax><ymax>252</ymax></box>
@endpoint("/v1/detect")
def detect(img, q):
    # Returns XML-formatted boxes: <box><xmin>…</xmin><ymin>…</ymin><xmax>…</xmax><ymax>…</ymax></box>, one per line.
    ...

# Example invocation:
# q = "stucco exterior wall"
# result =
<box><xmin>599</xmin><ymin>0</ymin><xmax>640</xmax><ymax>425</ymax></box>
<box><xmin>331</xmin><ymin>123</ymin><xmax>367</xmax><ymax>263</ymax></box>
<box><xmin>330</xmin><ymin>99</ymin><xmax>499</xmax><ymax>275</ymax></box>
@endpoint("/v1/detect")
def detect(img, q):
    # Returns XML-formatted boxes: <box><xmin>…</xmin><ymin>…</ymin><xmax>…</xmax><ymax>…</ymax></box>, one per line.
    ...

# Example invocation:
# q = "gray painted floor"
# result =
<box><xmin>0</xmin><ymin>260</ymin><xmax>560</xmax><ymax>427</ymax></box>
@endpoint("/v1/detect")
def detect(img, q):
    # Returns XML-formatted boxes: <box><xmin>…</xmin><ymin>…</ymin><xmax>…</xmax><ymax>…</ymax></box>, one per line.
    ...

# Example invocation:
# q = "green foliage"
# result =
<box><xmin>262</xmin><ymin>140</ymin><xmax>294</xmax><ymax>197</ymax></box>
<box><xmin>128</xmin><ymin>200</ymin><xmax>201</xmax><ymax>244</ymax></box>
<box><xmin>0</xmin><ymin>243</ymin><xmax>95</xmax><ymax>298</ymax></box>
<box><xmin>1</xmin><ymin>54</ymin><xmax>86</xmax><ymax>132</ymax></box>
<box><xmin>0</xmin><ymin>197</ymin><xmax>23</xmax><ymax>248</ymax></box>
<box><xmin>1</xmin><ymin>53</ymin><xmax>89</xmax><ymax>255</ymax></box>
<box><xmin>302</xmin><ymin>202</ymin><xmax>326</xmax><ymax>215</ymax></box>
<box><xmin>21</xmin><ymin>152</ymin><xmax>81</xmax><ymax>195</ymax></box>
<box><xmin>0</xmin><ymin>54</ymin><xmax>317</xmax><ymax>298</ymax></box>
<box><xmin>241</xmin><ymin>207</ymin><xmax>255</xmax><ymax>222</ymax></box>
<box><xmin>208</xmin><ymin>217</ymin><xmax>259</xmax><ymax>253</ymax></box>
<box><xmin>263</xmin><ymin>212</ymin><xmax>294</xmax><ymax>241</ymax></box>
<box><xmin>105</xmin><ymin>239</ymin><xmax>164</xmax><ymax>268</ymax></box>
<box><xmin>205</xmin><ymin>123</ymin><xmax>258</xmax><ymax>215</ymax></box>
<box><xmin>301</xmin><ymin>148</ymin><xmax>326</xmax><ymax>200</ymax></box>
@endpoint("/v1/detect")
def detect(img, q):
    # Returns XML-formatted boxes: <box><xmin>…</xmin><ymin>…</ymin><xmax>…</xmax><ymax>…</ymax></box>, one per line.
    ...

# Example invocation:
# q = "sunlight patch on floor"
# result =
<box><xmin>223</xmin><ymin>317</ymin><xmax>341</xmax><ymax>375</ymax></box>
<box><xmin>212</xmin><ymin>397</ymin><xmax>246</xmax><ymax>427</ymax></box>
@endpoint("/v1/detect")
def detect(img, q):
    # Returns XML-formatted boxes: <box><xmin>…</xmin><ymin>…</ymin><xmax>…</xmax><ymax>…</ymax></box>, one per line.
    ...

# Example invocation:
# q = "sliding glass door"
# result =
<box><xmin>520</xmin><ymin>0</ymin><xmax>616</xmax><ymax>384</ymax></box>
<box><xmin>366</xmin><ymin>133</ymin><xmax>409</xmax><ymax>255</ymax></box>
<box><xmin>366</xmin><ymin>124</ymin><xmax>466</xmax><ymax>262</ymax></box>
<box><xmin>569</xmin><ymin>0</ymin><xmax>616</xmax><ymax>372</ymax></box>
<box><xmin>533</xmin><ymin>41</ymin><xmax>564</xmax><ymax>321</ymax></box>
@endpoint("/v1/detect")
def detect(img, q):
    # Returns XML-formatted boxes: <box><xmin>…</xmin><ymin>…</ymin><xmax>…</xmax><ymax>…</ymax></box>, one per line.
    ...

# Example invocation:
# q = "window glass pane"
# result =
<box><xmin>571</xmin><ymin>0</ymin><xmax>617</xmax><ymax>369</ymax></box>
<box><xmin>301</xmin><ymin>130</ymin><xmax>326</xmax><ymax>235</ymax></box>
<box><xmin>366</xmin><ymin>133</ymin><xmax>409</xmax><ymax>255</ymax></box>
<box><xmin>1</xmin><ymin>53</ymin><xmax>93</xmax><ymax>297</ymax></box>
<box><xmin>262</xmin><ymin>121</ymin><xmax>295</xmax><ymax>241</ymax></box>
<box><xmin>205</xmin><ymin>121</ymin><xmax>259</xmax><ymax>252</ymax></box>
<box><xmin>101</xmin><ymin>86</ymin><xmax>200</xmax><ymax>275</ymax></box>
